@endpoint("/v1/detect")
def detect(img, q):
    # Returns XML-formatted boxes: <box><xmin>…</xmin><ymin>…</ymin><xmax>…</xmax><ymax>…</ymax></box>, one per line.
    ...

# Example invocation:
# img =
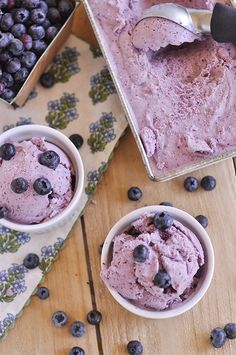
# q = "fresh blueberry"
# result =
<box><xmin>70</xmin><ymin>321</ymin><xmax>85</xmax><ymax>338</ymax></box>
<box><xmin>6</xmin><ymin>57</ymin><xmax>21</xmax><ymax>73</ymax></box>
<box><xmin>52</xmin><ymin>311</ymin><xmax>68</xmax><ymax>327</ymax></box>
<box><xmin>20</xmin><ymin>33</ymin><xmax>32</xmax><ymax>50</ymax></box>
<box><xmin>201</xmin><ymin>176</ymin><xmax>216</xmax><ymax>191</ymax></box>
<box><xmin>8</xmin><ymin>39</ymin><xmax>24</xmax><ymax>56</ymax></box>
<box><xmin>0</xmin><ymin>206</ymin><xmax>9</xmax><ymax>218</ymax></box>
<box><xmin>11</xmin><ymin>23</ymin><xmax>26</xmax><ymax>38</ymax></box>
<box><xmin>0</xmin><ymin>143</ymin><xmax>16</xmax><ymax>160</ymax></box>
<box><xmin>69</xmin><ymin>134</ymin><xmax>83</xmax><ymax>149</ymax></box>
<box><xmin>153</xmin><ymin>211</ymin><xmax>173</xmax><ymax>230</ymax></box>
<box><xmin>160</xmin><ymin>202</ymin><xmax>173</xmax><ymax>207</ymax></box>
<box><xmin>210</xmin><ymin>327</ymin><xmax>226</xmax><ymax>348</ymax></box>
<box><xmin>0</xmin><ymin>31</ymin><xmax>10</xmax><ymax>48</ymax></box>
<box><xmin>0</xmin><ymin>49</ymin><xmax>12</xmax><ymax>62</ymax></box>
<box><xmin>33</xmin><ymin>177</ymin><xmax>52</xmax><ymax>195</ymax></box>
<box><xmin>11</xmin><ymin>177</ymin><xmax>28</xmax><ymax>193</ymax></box>
<box><xmin>47</xmin><ymin>8</ymin><xmax>61</xmax><ymax>24</ymax></box>
<box><xmin>2</xmin><ymin>72</ymin><xmax>13</xmax><ymax>87</ymax></box>
<box><xmin>69</xmin><ymin>347</ymin><xmax>85</xmax><ymax>355</ymax></box>
<box><xmin>14</xmin><ymin>67</ymin><xmax>29</xmax><ymax>83</ymax></box>
<box><xmin>30</xmin><ymin>8</ymin><xmax>46</xmax><ymax>24</ymax></box>
<box><xmin>23</xmin><ymin>253</ymin><xmax>40</xmax><ymax>269</ymax></box>
<box><xmin>22</xmin><ymin>0</ymin><xmax>40</xmax><ymax>9</ymax></box>
<box><xmin>58</xmin><ymin>0</ymin><xmax>74</xmax><ymax>18</ymax></box>
<box><xmin>41</xmin><ymin>18</ymin><xmax>51</xmax><ymax>29</ymax></box>
<box><xmin>14</xmin><ymin>8</ymin><xmax>30</xmax><ymax>23</ymax></box>
<box><xmin>127</xmin><ymin>340</ymin><xmax>143</xmax><ymax>355</ymax></box>
<box><xmin>127</xmin><ymin>186</ymin><xmax>142</xmax><ymax>201</ymax></box>
<box><xmin>36</xmin><ymin>286</ymin><xmax>49</xmax><ymax>300</ymax></box>
<box><xmin>39</xmin><ymin>72</ymin><xmax>55</xmax><ymax>88</ymax></box>
<box><xmin>0</xmin><ymin>0</ymin><xmax>8</xmax><ymax>8</ymax></box>
<box><xmin>87</xmin><ymin>310</ymin><xmax>102</xmax><ymax>325</ymax></box>
<box><xmin>1</xmin><ymin>88</ymin><xmax>15</xmax><ymax>101</ymax></box>
<box><xmin>45</xmin><ymin>0</ymin><xmax>57</xmax><ymax>8</ymax></box>
<box><xmin>39</xmin><ymin>150</ymin><xmax>60</xmax><ymax>169</ymax></box>
<box><xmin>153</xmin><ymin>271</ymin><xmax>171</xmax><ymax>289</ymax></box>
<box><xmin>32</xmin><ymin>39</ymin><xmax>47</xmax><ymax>54</ymax></box>
<box><xmin>195</xmin><ymin>215</ymin><xmax>208</xmax><ymax>228</ymax></box>
<box><xmin>38</xmin><ymin>1</ymin><xmax>48</xmax><ymax>14</ymax></box>
<box><xmin>28</xmin><ymin>24</ymin><xmax>45</xmax><ymax>40</ymax></box>
<box><xmin>133</xmin><ymin>244</ymin><xmax>149</xmax><ymax>263</ymax></box>
<box><xmin>6</xmin><ymin>32</ymin><xmax>14</xmax><ymax>42</ymax></box>
<box><xmin>21</xmin><ymin>51</ymin><xmax>37</xmax><ymax>68</ymax></box>
<box><xmin>224</xmin><ymin>323</ymin><xmax>236</xmax><ymax>339</ymax></box>
<box><xmin>45</xmin><ymin>25</ymin><xmax>58</xmax><ymax>42</ymax></box>
<box><xmin>184</xmin><ymin>176</ymin><xmax>199</xmax><ymax>192</ymax></box>
<box><xmin>6</xmin><ymin>0</ymin><xmax>15</xmax><ymax>10</ymax></box>
<box><xmin>1</xmin><ymin>13</ymin><xmax>14</xmax><ymax>31</ymax></box>
<box><xmin>0</xmin><ymin>80</ymin><xmax>5</xmax><ymax>94</ymax></box>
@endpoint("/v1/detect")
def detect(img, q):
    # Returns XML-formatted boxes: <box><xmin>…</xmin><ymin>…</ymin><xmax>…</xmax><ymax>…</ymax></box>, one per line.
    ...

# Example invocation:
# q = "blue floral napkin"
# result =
<box><xmin>0</xmin><ymin>34</ymin><xmax>127</xmax><ymax>340</ymax></box>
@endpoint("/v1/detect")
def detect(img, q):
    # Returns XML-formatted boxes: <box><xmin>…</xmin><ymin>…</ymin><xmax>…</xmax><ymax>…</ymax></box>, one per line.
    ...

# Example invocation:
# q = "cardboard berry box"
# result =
<box><xmin>0</xmin><ymin>0</ymin><xmax>78</xmax><ymax>107</ymax></box>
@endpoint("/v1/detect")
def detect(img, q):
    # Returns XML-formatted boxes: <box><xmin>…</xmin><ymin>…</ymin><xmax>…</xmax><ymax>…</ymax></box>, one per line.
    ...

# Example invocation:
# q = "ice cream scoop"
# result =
<box><xmin>133</xmin><ymin>3</ymin><xmax>236</xmax><ymax>52</ymax></box>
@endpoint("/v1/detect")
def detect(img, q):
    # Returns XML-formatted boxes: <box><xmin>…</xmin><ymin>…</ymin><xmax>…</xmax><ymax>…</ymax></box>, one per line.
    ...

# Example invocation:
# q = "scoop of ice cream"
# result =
<box><xmin>132</xmin><ymin>18</ymin><xmax>201</xmax><ymax>53</ymax></box>
<box><xmin>101</xmin><ymin>213</ymin><xmax>204</xmax><ymax>311</ymax></box>
<box><xmin>0</xmin><ymin>138</ymin><xmax>73</xmax><ymax>224</ymax></box>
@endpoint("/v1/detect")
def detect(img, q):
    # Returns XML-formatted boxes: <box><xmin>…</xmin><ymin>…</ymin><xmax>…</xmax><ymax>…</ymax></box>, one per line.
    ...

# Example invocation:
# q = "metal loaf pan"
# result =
<box><xmin>82</xmin><ymin>0</ymin><xmax>236</xmax><ymax>181</ymax></box>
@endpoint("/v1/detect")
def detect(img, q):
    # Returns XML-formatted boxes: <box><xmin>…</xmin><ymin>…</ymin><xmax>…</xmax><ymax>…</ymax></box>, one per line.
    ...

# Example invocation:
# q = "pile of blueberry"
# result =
<box><xmin>0</xmin><ymin>0</ymin><xmax>74</xmax><ymax>102</ymax></box>
<box><xmin>211</xmin><ymin>323</ymin><xmax>236</xmax><ymax>348</ymax></box>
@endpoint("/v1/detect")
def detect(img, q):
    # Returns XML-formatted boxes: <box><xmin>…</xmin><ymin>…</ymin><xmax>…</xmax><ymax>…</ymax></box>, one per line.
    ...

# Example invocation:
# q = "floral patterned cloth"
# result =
<box><xmin>0</xmin><ymin>34</ymin><xmax>127</xmax><ymax>340</ymax></box>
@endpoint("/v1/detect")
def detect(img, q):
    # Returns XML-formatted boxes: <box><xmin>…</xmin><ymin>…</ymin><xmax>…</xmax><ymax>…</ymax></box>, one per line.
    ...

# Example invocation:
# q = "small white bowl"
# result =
<box><xmin>101</xmin><ymin>206</ymin><xmax>214</xmax><ymax>319</ymax></box>
<box><xmin>0</xmin><ymin>124</ymin><xmax>84</xmax><ymax>234</ymax></box>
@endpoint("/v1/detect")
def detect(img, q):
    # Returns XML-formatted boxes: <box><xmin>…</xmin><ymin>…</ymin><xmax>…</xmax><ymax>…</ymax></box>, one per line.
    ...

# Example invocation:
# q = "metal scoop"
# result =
<box><xmin>140</xmin><ymin>2</ymin><xmax>236</xmax><ymax>43</ymax></box>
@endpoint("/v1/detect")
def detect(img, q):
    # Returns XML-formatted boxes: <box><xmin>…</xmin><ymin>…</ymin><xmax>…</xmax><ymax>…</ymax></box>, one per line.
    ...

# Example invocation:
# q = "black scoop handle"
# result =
<box><xmin>211</xmin><ymin>3</ymin><xmax>236</xmax><ymax>43</ymax></box>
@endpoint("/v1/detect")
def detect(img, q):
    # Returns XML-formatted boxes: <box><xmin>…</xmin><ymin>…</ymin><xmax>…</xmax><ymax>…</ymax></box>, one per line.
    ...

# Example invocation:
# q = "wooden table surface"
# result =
<box><xmin>1</xmin><ymin>5</ymin><xmax>236</xmax><ymax>355</ymax></box>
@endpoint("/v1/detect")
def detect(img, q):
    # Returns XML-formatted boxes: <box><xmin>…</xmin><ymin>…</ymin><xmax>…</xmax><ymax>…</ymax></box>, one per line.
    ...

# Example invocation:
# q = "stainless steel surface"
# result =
<box><xmin>82</xmin><ymin>0</ymin><xmax>236</xmax><ymax>182</ymax></box>
<box><xmin>141</xmin><ymin>3</ymin><xmax>212</xmax><ymax>34</ymax></box>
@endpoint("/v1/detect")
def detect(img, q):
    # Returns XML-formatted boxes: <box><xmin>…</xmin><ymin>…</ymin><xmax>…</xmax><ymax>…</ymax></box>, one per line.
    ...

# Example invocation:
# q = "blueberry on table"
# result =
<box><xmin>0</xmin><ymin>206</ymin><xmax>9</xmax><ymax>218</ymax></box>
<box><xmin>210</xmin><ymin>327</ymin><xmax>226</xmax><ymax>348</ymax></box>
<box><xmin>11</xmin><ymin>177</ymin><xmax>28</xmax><ymax>193</ymax></box>
<box><xmin>39</xmin><ymin>72</ymin><xmax>55</xmax><ymax>88</ymax></box>
<box><xmin>52</xmin><ymin>311</ymin><xmax>68</xmax><ymax>327</ymax></box>
<box><xmin>184</xmin><ymin>176</ymin><xmax>199</xmax><ymax>192</ymax></box>
<box><xmin>69</xmin><ymin>347</ymin><xmax>85</xmax><ymax>355</ymax></box>
<box><xmin>133</xmin><ymin>244</ymin><xmax>149</xmax><ymax>263</ymax></box>
<box><xmin>0</xmin><ymin>143</ymin><xmax>16</xmax><ymax>160</ymax></box>
<box><xmin>23</xmin><ymin>253</ymin><xmax>40</xmax><ymax>269</ymax></box>
<box><xmin>153</xmin><ymin>211</ymin><xmax>173</xmax><ymax>230</ymax></box>
<box><xmin>70</xmin><ymin>321</ymin><xmax>85</xmax><ymax>338</ymax></box>
<box><xmin>127</xmin><ymin>340</ymin><xmax>143</xmax><ymax>355</ymax></box>
<box><xmin>195</xmin><ymin>215</ymin><xmax>208</xmax><ymax>228</ymax></box>
<box><xmin>69</xmin><ymin>134</ymin><xmax>84</xmax><ymax>149</ymax></box>
<box><xmin>153</xmin><ymin>271</ymin><xmax>171</xmax><ymax>289</ymax></box>
<box><xmin>127</xmin><ymin>186</ymin><xmax>142</xmax><ymax>201</ymax></box>
<box><xmin>33</xmin><ymin>177</ymin><xmax>52</xmax><ymax>195</ymax></box>
<box><xmin>224</xmin><ymin>323</ymin><xmax>236</xmax><ymax>339</ymax></box>
<box><xmin>14</xmin><ymin>8</ymin><xmax>30</xmax><ymax>23</ymax></box>
<box><xmin>39</xmin><ymin>150</ymin><xmax>60</xmax><ymax>169</ymax></box>
<box><xmin>36</xmin><ymin>286</ymin><xmax>49</xmax><ymax>300</ymax></box>
<box><xmin>160</xmin><ymin>201</ymin><xmax>173</xmax><ymax>207</ymax></box>
<box><xmin>201</xmin><ymin>176</ymin><xmax>216</xmax><ymax>191</ymax></box>
<box><xmin>87</xmin><ymin>310</ymin><xmax>102</xmax><ymax>325</ymax></box>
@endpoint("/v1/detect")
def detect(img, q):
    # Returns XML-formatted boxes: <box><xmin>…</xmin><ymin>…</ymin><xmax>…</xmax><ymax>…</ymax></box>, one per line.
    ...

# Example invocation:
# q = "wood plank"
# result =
<box><xmin>83</xmin><ymin>129</ymin><xmax>236</xmax><ymax>355</ymax></box>
<box><xmin>72</xmin><ymin>3</ymin><xmax>98</xmax><ymax>47</ymax></box>
<box><xmin>0</xmin><ymin>220</ymin><xmax>99</xmax><ymax>355</ymax></box>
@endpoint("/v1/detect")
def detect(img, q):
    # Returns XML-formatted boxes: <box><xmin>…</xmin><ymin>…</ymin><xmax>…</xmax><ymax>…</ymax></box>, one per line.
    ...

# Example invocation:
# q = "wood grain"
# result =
<box><xmin>84</xmin><ymin>130</ymin><xmax>236</xmax><ymax>355</ymax></box>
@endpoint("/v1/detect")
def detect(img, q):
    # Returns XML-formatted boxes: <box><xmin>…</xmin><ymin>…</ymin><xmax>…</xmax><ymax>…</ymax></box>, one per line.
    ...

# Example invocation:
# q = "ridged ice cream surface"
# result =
<box><xmin>0</xmin><ymin>138</ymin><xmax>73</xmax><ymax>224</ymax></box>
<box><xmin>101</xmin><ymin>213</ymin><xmax>205</xmax><ymax>311</ymax></box>
<box><xmin>87</xmin><ymin>0</ymin><xmax>236</xmax><ymax>174</ymax></box>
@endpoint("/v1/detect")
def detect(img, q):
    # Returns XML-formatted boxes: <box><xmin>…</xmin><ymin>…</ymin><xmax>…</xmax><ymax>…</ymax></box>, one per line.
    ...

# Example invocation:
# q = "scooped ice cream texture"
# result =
<box><xmin>87</xmin><ymin>0</ymin><xmax>236</xmax><ymax>175</ymax></box>
<box><xmin>0</xmin><ymin>138</ymin><xmax>74</xmax><ymax>224</ymax></box>
<box><xmin>101</xmin><ymin>213</ymin><xmax>204</xmax><ymax>311</ymax></box>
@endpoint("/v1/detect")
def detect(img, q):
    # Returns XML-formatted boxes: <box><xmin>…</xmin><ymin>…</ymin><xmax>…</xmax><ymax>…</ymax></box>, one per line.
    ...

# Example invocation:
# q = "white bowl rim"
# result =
<box><xmin>101</xmin><ymin>205</ymin><xmax>215</xmax><ymax>319</ymax></box>
<box><xmin>0</xmin><ymin>124</ymin><xmax>84</xmax><ymax>233</ymax></box>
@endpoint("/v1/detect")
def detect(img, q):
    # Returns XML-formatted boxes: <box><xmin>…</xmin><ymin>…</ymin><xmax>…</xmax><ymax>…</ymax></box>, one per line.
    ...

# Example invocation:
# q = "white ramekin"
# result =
<box><xmin>0</xmin><ymin>124</ymin><xmax>84</xmax><ymax>234</ymax></box>
<box><xmin>101</xmin><ymin>206</ymin><xmax>214</xmax><ymax>319</ymax></box>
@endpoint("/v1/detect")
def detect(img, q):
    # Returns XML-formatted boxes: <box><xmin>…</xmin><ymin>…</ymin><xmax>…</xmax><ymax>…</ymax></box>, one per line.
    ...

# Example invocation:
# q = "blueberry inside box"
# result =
<box><xmin>0</xmin><ymin>0</ymin><xmax>77</xmax><ymax>107</ymax></box>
